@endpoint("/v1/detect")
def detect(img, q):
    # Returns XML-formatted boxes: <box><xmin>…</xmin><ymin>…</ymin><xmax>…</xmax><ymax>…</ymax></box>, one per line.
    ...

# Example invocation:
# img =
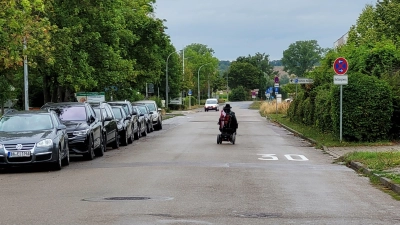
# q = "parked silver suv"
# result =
<box><xmin>133</xmin><ymin>100</ymin><xmax>162</xmax><ymax>130</ymax></box>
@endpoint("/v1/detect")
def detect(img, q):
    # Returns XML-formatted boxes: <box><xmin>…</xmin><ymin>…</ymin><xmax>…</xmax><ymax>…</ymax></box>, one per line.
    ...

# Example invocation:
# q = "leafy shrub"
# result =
<box><xmin>331</xmin><ymin>72</ymin><xmax>393</xmax><ymax>141</ymax></box>
<box><xmin>302</xmin><ymin>97</ymin><xmax>313</xmax><ymax>126</ymax></box>
<box><xmin>168</xmin><ymin>104</ymin><xmax>187</xmax><ymax>110</ymax></box>
<box><xmin>230</xmin><ymin>86</ymin><xmax>248</xmax><ymax>101</ymax></box>
<box><xmin>314</xmin><ymin>87</ymin><xmax>333</xmax><ymax>132</ymax></box>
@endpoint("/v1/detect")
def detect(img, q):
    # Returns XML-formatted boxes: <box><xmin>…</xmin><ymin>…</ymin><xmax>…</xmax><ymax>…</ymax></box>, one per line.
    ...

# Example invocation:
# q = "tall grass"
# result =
<box><xmin>260</xmin><ymin>101</ymin><xmax>290</xmax><ymax>115</ymax></box>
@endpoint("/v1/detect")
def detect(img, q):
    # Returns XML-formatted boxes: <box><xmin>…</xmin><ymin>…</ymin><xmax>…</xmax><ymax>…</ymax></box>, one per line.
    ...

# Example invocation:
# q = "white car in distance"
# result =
<box><xmin>204</xmin><ymin>98</ymin><xmax>219</xmax><ymax>112</ymax></box>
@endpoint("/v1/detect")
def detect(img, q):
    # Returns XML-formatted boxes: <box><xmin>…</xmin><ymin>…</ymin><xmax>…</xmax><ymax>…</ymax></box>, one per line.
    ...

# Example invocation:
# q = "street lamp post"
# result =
<box><xmin>197</xmin><ymin>62</ymin><xmax>211</xmax><ymax>105</ymax></box>
<box><xmin>165</xmin><ymin>50</ymin><xmax>180</xmax><ymax>108</ymax></box>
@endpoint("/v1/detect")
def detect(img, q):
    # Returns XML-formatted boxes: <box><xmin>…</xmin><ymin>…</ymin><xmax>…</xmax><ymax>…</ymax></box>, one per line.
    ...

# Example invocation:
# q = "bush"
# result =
<box><xmin>331</xmin><ymin>72</ymin><xmax>393</xmax><ymax>141</ymax></box>
<box><xmin>183</xmin><ymin>96</ymin><xmax>197</xmax><ymax>107</ymax></box>
<box><xmin>302</xmin><ymin>97</ymin><xmax>313</xmax><ymax>126</ymax></box>
<box><xmin>168</xmin><ymin>104</ymin><xmax>187</xmax><ymax>110</ymax></box>
<box><xmin>230</xmin><ymin>86</ymin><xmax>248</xmax><ymax>101</ymax></box>
<box><xmin>314</xmin><ymin>87</ymin><xmax>333</xmax><ymax>132</ymax></box>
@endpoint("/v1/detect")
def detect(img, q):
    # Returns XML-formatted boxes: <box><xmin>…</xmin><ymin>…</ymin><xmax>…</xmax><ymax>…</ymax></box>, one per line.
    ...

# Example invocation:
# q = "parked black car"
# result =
<box><xmin>108</xmin><ymin>101</ymin><xmax>139</xmax><ymax>140</ymax></box>
<box><xmin>134</xmin><ymin>104</ymin><xmax>154</xmax><ymax>133</ymax></box>
<box><xmin>0</xmin><ymin>110</ymin><xmax>69</xmax><ymax>170</ymax></box>
<box><xmin>89</xmin><ymin>102</ymin><xmax>119</xmax><ymax>150</ymax></box>
<box><xmin>41</xmin><ymin>102</ymin><xmax>104</xmax><ymax>160</ymax></box>
<box><xmin>134</xmin><ymin>100</ymin><xmax>163</xmax><ymax>130</ymax></box>
<box><xmin>131</xmin><ymin>106</ymin><xmax>142</xmax><ymax>140</ymax></box>
<box><xmin>132</xmin><ymin>105</ymin><xmax>146</xmax><ymax>138</ymax></box>
<box><xmin>111</xmin><ymin>105</ymin><xmax>133</xmax><ymax>146</ymax></box>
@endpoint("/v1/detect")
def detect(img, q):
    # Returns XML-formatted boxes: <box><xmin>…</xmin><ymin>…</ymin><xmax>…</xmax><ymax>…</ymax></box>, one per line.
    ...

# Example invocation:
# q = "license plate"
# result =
<box><xmin>8</xmin><ymin>151</ymin><xmax>31</xmax><ymax>158</ymax></box>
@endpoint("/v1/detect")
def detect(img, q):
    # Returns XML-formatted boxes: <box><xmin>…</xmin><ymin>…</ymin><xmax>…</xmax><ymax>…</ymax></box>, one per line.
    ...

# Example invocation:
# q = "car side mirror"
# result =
<box><xmin>149</xmin><ymin>112</ymin><xmax>153</xmax><ymax>114</ymax></box>
<box><xmin>105</xmin><ymin>116</ymin><xmax>112</xmax><ymax>121</ymax></box>
<box><xmin>132</xmin><ymin>111</ymin><xmax>137</xmax><ymax>115</ymax></box>
<box><xmin>140</xmin><ymin>113</ymin><xmax>144</xmax><ymax>117</ymax></box>
<box><xmin>157</xmin><ymin>108</ymin><xmax>161</xmax><ymax>112</ymax></box>
<box><xmin>126</xmin><ymin>116</ymin><xmax>131</xmax><ymax>120</ymax></box>
<box><xmin>57</xmin><ymin>124</ymin><xmax>67</xmax><ymax>130</ymax></box>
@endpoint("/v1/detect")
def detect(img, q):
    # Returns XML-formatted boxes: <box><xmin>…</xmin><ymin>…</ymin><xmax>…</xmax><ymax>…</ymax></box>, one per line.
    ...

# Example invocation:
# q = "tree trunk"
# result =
<box><xmin>43</xmin><ymin>75</ymin><xmax>50</xmax><ymax>103</ymax></box>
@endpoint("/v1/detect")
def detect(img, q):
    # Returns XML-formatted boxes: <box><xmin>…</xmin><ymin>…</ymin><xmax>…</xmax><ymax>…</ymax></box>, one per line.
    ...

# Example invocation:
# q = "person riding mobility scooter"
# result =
<box><xmin>217</xmin><ymin>104</ymin><xmax>238</xmax><ymax>144</ymax></box>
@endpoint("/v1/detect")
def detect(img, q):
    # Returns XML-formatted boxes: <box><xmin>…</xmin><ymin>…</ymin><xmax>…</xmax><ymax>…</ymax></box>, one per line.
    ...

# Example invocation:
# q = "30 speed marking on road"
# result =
<box><xmin>257</xmin><ymin>154</ymin><xmax>309</xmax><ymax>161</ymax></box>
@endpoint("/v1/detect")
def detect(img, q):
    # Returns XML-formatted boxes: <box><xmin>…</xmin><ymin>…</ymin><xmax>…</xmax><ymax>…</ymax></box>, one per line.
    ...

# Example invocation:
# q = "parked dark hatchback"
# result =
<box><xmin>89</xmin><ymin>102</ymin><xmax>119</xmax><ymax>150</ymax></box>
<box><xmin>111</xmin><ymin>105</ymin><xmax>133</xmax><ymax>146</ymax></box>
<box><xmin>131</xmin><ymin>106</ymin><xmax>141</xmax><ymax>140</ymax></box>
<box><xmin>41</xmin><ymin>102</ymin><xmax>104</xmax><ymax>160</ymax></box>
<box><xmin>132</xmin><ymin>105</ymin><xmax>146</xmax><ymax>138</ymax></box>
<box><xmin>108</xmin><ymin>101</ymin><xmax>139</xmax><ymax>139</ymax></box>
<box><xmin>0</xmin><ymin>110</ymin><xmax>69</xmax><ymax>170</ymax></box>
<box><xmin>134</xmin><ymin>104</ymin><xmax>154</xmax><ymax>133</ymax></box>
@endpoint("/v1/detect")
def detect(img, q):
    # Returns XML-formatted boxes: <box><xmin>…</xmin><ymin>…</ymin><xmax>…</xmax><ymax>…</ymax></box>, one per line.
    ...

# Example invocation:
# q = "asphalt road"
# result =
<box><xmin>1</xmin><ymin>101</ymin><xmax>400</xmax><ymax>225</ymax></box>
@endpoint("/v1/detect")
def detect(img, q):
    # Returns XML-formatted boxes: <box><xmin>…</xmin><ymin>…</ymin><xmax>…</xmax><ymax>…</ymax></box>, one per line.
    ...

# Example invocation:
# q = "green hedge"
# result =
<box><xmin>314</xmin><ymin>87</ymin><xmax>333</xmax><ymax>133</ymax></box>
<box><xmin>331</xmin><ymin>73</ymin><xmax>393</xmax><ymax>141</ymax></box>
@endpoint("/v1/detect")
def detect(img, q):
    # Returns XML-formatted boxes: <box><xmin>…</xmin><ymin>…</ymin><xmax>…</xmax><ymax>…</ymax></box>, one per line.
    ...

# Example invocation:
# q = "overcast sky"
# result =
<box><xmin>154</xmin><ymin>0</ymin><xmax>375</xmax><ymax>61</ymax></box>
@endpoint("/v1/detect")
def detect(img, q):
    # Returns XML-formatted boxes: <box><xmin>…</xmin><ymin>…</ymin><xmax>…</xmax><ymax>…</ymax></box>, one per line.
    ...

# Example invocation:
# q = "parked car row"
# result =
<box><xmin>0</xmin><ymin>100</ymin><xmax>163</xmax><ymax>171</ymax></box>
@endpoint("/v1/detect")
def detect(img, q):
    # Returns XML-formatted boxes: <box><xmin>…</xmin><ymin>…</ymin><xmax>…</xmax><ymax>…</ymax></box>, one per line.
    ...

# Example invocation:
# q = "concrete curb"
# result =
<box><xmin>350</xmin><ymin>162</ymin><xmax>400</xmax><ymax>195</ymax></box>
<box><xmin>265</xmin><ymin>116</ymin><xmax>400</xmax><ymax>196</ymax></box>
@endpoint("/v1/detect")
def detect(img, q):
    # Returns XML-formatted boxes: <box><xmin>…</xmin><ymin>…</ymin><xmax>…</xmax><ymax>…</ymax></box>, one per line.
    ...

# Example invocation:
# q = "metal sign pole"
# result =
<box><xmin>340</xmin><ymin>85</ymin><xmax>343</xmax><ymax>142</ymax></box>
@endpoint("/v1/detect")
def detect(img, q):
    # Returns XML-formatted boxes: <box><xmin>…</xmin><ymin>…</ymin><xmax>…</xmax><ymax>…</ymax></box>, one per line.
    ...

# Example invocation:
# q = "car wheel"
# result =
<box><xmin>112</xmin><ymin>131</ymin><xmax>119</xmax><ymax>149</ymax></box>
<box><xmin>128</xmin><ymin>127</ymin><xmax>134</xmax><ymax>144</ymax></box>
<box><xmin>52</xmin><ymin>146</ymin><xmax>62</xmax><ymax>171</ymax></box>
<box><xmin>134</xmin><ymin>123</ymin><xmax>140</xmax><ymax>140</ymax></box>
<box><xmin>103</xmin><ymin>133</ymin><xmax>108</xmax><ymax>152</ymax></box>
<box><xmin>84</xmin><ymin>135</ymin><xmax>95</xmax><ymax>160</ymax></box>
<box><xmin>159</xmin><ymin>120</ymin><xmax>162</xmax><ymax>130</ymax></box>
<box><xmin>95</xmin><ymin>134</ymin><xmax>105</xmax><ymax>157</ymax></box>
<box><xmin>62</xmin><ymin>146</ymin><xmax>70</xmax><ymax>166</ymax></box>
<box><xmin>142</xmin><ymin>124</ymin><xmax>147</xmax><ymax>137</ymax></box>
<box><xmin>121</xmin><ymin>129</ymin><xmax>129</xmax><ymax>146</ymax></box>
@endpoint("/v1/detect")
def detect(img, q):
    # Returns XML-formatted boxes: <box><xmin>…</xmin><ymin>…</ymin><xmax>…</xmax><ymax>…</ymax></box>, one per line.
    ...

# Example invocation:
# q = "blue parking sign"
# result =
<box><xmin>275</xmin><ymin>87</ymin><xmax>279</xmax><ymax>93</ymax></box>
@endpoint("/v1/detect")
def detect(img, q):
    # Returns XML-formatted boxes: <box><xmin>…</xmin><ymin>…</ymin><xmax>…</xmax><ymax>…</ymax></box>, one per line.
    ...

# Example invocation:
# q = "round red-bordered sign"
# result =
<box><xmin>333</xmin><ymin>57</ymin><xmax>348</xmax><ymax>75</ymax></box>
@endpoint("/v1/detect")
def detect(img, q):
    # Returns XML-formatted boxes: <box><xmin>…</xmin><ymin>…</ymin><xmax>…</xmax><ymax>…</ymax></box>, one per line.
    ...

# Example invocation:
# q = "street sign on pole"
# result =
<box><xmin>274</xmin><ymin>83</ymin><xmax>279</xmax><ymax>88</ymax></box>
<box><xmin>274</xmin><ymin>76</ymin><xmax>279</xmax><ymax>83</ymax></box>
<box><xmin>188</xmin><ymin>89</ymin><xmax>192</xmax><ymax>96</ymax></box>
<box><xmin>334</xmin><ymin>75</ymin><xmax>348</xmax><ymax>85</ymax></box>
<box><xmin>333</xmin><ymin>57</ymin><xmax>349</xmax><ymax>143</ymax></box>
<box><xmin>333</xmin><ymin>57</ymin><xmax>348</xmax><ymax>75</ymax></box>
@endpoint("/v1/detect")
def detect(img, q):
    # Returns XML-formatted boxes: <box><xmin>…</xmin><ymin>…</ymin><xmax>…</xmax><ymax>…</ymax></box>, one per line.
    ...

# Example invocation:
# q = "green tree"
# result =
<box><xmin>281</xmin><ymin>40</ymin><xmax>325</xmax><ymax>77</ymax></box>
<box><xmin>0</xmin><ymin>0</ymin><xmax>52</xmax><ymax>108</ymax></box>
<box><xmin>227</xmin><ymin>62</ymin><xmax>263</xmax><ymax>90</ymax></box>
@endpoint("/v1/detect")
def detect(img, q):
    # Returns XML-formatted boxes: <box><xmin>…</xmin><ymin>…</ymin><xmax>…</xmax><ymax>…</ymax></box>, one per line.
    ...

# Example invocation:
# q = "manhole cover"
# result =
<box><xmin>104</xmin><ymin>197</ymin><xmax>151</xmax><ymax>201</ymax></box>
<box><xmin>82</xmin><ymin>196</ymin><xmax>173</xmax><ymax>202</ymax></box>
<box><xmin>234</xmin><ymin>213</ymin><xmax>282</xmax><ymax>218</ymax></box>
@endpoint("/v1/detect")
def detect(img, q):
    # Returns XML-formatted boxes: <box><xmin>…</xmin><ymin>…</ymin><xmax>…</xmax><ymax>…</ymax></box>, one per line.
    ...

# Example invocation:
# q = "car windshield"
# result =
<box><xmin>206</xmin><ymin>100</ymin><xmax>217</xmax><ymax>104</ymax></box>
<box><xmin>145</xmin><ymin>103</ymin><xmax>156</xmax><ymax>111</ymax></box>
<box><xmin>58</xmin><ymin>106</ymin><xmax>86</xmax><ymax>121</ymax></box>
<box><xmin>112</xmin><ymin>108</ymin><xmax>122</xmax><ymax>119</ymax></box>
<box><xmin>0</xmin><ymin>114</ymin><xmax>53</xmax><ymax>131</ymax></box>
<box><xmin>138</xmin><ymin>106</ymin><xmax>147</xmax><ymax>113</ymax></box>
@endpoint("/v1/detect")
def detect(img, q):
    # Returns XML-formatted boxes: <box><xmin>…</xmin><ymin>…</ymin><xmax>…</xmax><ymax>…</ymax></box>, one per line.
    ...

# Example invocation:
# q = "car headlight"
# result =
<box><xmin>73</xmin><ymin>129</ymin><xmax>89</xmax><ymax>136</ymax></box>
<box><xmin>37</xmin><ymin>139</ymin><xmax>53</xmax><ymax>147</ymax></box>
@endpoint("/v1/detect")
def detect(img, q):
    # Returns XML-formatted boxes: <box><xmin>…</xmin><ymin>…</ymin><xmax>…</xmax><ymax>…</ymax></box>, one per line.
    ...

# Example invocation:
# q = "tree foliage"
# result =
<box><xmin>281</xmin><ymin>40</ymin><xmax>325</xmax><ymax>77</ymax></box>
